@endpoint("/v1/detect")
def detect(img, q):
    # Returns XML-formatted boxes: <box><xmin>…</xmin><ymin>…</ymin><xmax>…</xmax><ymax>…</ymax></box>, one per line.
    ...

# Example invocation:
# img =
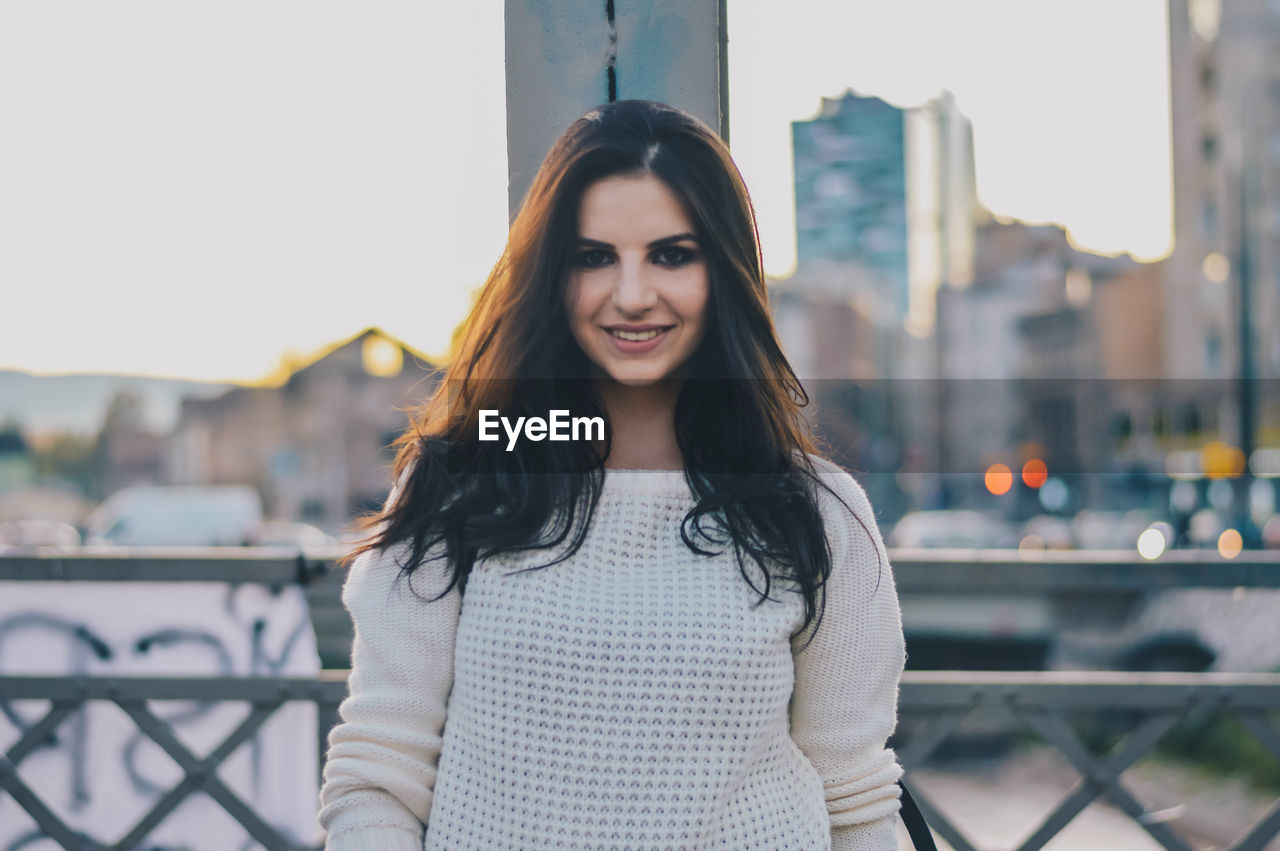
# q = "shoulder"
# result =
<box><xmin>800</xmin><ymin>454</ymin><xmax>890</xmax><ymax>574</ymax></box>
<box><xmin>801</xmin><ymin>454</ymin><xmax>876</xmax><ymax>527</ymax></box>
<box><xmin>341</xmin><ymin>539</ymin><xmax>459</xmax><ymax>648</ymax></box>
<box><xmin>793</xmin><ymin>456</ymin><xmax>900</xmax><ymax>648</ymax></box>
<box><xmin>342</xmin><ymin>540</ymin><xmax>410</xmax><ymax>610</ymax></box>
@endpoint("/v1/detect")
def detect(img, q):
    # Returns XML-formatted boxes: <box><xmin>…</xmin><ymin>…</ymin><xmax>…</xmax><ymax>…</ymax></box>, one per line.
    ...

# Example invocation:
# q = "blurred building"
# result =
<box><xmin>769</xmin><ymin>280</ymin><xmax>911</xmax><ymax>519</ymax></box>
<box><xmin>1167</xmin><ymin>0</ymin><xmax>1280</xmax><ymax>383</ymax></box>
<box><xmin>95</xmin><ymin>391</ymin><xmax>167</xmax><ymax>499</ymax></box>
<box><xmin>1015</xmin><ymin>263</ymin><xmax>1166</xmax><ymax>511</ymax></box>
<box><xmin>792</xmin><ymin>89</ymin><xmax>978</xmax><ymax>344</ymax></box>
<box><xmin>782</xmin><ymin>90</ymin><xmax>979</xmax><ymax>512</ymax></box>
<box><xmin>936</xmin><ymin>218</ymin><xmax>1156</xmax><ymax>509</ymax></box>
<box><xmin>770</xmin><ymin>281</ymin><xmax>881</xmax><ymax>381</ymax></box>
<box><xmin>167</xmin><ymin>327</ymin><xmax>438</xmax><ymax>531</ymax></box>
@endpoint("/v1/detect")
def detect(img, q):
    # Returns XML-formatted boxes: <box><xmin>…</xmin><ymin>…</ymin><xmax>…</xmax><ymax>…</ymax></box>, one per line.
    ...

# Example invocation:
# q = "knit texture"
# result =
<box><xmin>318</xmin><ymin>457</ymin><xmax>906</xmax><ymax>850</ymax></box>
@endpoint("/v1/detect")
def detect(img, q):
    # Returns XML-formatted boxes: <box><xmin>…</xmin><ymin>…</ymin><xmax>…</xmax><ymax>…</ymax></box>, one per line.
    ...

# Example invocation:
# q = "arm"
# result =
<box><xmin>317</xmin><ymin>478</ymin><xmax>461</xmax><ymax>851</ymax></box>
<box><xmin>790</xmin><ymin>461</ymin><xmax>907</xmax><ymax>851</ymax></box>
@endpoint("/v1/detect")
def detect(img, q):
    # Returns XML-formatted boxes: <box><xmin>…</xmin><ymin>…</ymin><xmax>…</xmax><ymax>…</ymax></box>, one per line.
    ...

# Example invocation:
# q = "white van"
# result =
<box><xmin>85</xmin><ymin>485</ymin><xmax>263</xmax><ymax>547</ymax></box>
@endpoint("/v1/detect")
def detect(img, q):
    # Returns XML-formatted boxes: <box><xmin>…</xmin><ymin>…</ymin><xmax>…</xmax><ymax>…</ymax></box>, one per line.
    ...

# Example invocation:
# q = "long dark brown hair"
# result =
<box><xmin>347</xmin><ymin>99</ymin><xmax>880</xmax><ymax>645</ymax></box>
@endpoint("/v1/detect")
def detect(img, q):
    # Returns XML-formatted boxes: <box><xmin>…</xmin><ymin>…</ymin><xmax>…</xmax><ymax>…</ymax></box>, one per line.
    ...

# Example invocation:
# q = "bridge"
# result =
<box><xmin>2</xmin><ymin>548</ymin><xmax>1278</xmax><ymax>850</ymax></box>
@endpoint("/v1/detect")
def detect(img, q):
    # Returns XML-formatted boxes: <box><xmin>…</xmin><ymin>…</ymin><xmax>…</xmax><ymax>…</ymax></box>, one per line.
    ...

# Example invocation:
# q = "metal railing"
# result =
<box><xmin>2</xmin><ymin>549</ymin><xmax>1279</xmax><ymax>850</ymax></box>
<box><xmin>898</xmin><ymin>671</ymin><xmax>1280</xmax><ymax>851</ymax></box>
<box><xmin>0</xmin><ymin>674</ymin><xmax>346</xmax><ymax>851</ymax></box>
<box><xmin>3</xmin><ymin>670</ymin><xmax>1277</xmax><ymax>851</ymax></box>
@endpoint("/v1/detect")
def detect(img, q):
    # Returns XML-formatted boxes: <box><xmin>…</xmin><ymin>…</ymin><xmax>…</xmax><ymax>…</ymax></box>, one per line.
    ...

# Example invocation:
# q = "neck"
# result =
<box><xmin>595</xmin><ymin>378</ymin><xmax>684</xmax><ymax>471</ymax></box>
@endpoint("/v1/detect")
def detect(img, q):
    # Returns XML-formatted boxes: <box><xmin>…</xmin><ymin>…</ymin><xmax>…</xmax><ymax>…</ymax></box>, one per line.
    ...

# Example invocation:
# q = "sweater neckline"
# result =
<box><xmin>601</xmin><ymin>467</ymin><xmax>694</xmax><ymax>499</ymax></box>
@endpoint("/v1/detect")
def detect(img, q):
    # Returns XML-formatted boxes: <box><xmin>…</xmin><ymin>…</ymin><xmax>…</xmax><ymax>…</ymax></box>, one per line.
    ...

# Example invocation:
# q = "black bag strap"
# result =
<box><xmin>898</xmin><ymin>776</ymin><xmax>937</xmax><ymax>851</ymax></box>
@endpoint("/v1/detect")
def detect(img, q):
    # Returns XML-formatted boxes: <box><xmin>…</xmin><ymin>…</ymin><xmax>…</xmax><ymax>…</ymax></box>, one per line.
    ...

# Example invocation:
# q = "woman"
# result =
<box><xmin>318</xmin><ymin>100</ymin><xmax>906</xmax><ymax>850</ymax></box>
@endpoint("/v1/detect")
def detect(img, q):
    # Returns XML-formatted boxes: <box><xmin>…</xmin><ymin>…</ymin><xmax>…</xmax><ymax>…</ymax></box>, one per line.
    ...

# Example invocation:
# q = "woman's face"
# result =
<box><xmin>565</xmin><ymin>173</ymin><xmax>709</xmax><ymax>387</ymax></box>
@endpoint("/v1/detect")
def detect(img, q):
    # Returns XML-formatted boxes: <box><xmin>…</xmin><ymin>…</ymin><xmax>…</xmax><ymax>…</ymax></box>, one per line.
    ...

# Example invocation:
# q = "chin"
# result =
<box><xmin>602</xmin><ymin>369</ymin><xmax>669</xmax><ymax>387</ymax></box>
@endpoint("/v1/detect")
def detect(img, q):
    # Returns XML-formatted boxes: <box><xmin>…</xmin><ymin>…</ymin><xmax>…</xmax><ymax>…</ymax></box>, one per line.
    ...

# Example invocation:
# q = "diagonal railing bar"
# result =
<box><xmin>1095</xmin><ymin>773</ymin><xmax>1194</xmax><ymax>851</ymax></box>
<box><xmin>113</xmin><ymin>767</ymin><xmax>208</xmax><ymax>850</ymax></box>
<box><xmin>0</xmin><ymin>755</ymin><xmax>88</xmax><ymax>850</ymax></box>
<box><xmin>1237</xmin><ymin>712</ymin><xmax>1280</xmax><ymax>762</ymax></box>
<box><xmin>0</xmin><ymin>700</ymin><xmax>99</xmax><ymax>850</ymax></box>
<box><xmin>1023</xmin><ymin>710</ymin><xmax>1183</xmax><ymax>791</ymax></box>
<box><xmin>1228</xmin><ymin>713</ymin><xmax>1280</xmax><ymax>851</ymax></box>
<box><xmin>893</xmin><ymin>708</ymin><xmax>987</xmax><ymax>851</ymax></box>
<box><xmin>903</xmin><ymin>778</ymin><xmax>981</xmax><ymax>851</ymax></box>
<box><xmin>114</xmin><ymin>700</ymin><xmax>282</xmax><ymax>850</ymax></box>
<box><xmin>897</xmin><ymin>707</ymin><xmax>972</xmax><ymax>769</ymax></box>
<box><xmin>1232</xmin><ymin>799</ymin><xmax>1280</xmax><ymax>851</ymax></box>
<box><xmin>5</xmin><ymin>700</ymin><xmax>78</xmax><ymax>765</ymax></box>
<box><xmin>1012</xmin><ymin>709</ymin><xmax>1189</xmax><ymax>851</ymax></box>
<box><xmin>117</xmin><ymin>699</ymin><xmax>299</xmax><ymax>851</ymax></box>
<box><xmin>1017</xmin><ymin>781</ymin><xmax>1104</xmax><ymax>851</ymax></box>
<box><xmin>1081</xmin><ymin>758</ymin><xmax>1193</xmax><ymax>851</ymax></box>
<box><xmin>0</xmin><ymin>674</ymin><xmax>346</xmax><ymax>847</ymax></box>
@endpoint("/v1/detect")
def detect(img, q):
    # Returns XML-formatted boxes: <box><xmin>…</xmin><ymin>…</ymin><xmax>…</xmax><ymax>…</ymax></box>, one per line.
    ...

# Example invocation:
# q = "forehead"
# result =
<box><xmin>576</xmin><ymin>174</ymin><xmax>696</xmax><ymax>240</ymax></box>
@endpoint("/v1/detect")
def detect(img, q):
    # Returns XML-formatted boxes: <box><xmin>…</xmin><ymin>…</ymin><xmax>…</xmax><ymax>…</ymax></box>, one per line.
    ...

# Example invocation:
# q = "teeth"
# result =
<box><xmin>609</xmin><ymin>328</ymin><xmax>664</xmax><ymax>342</ymax></box>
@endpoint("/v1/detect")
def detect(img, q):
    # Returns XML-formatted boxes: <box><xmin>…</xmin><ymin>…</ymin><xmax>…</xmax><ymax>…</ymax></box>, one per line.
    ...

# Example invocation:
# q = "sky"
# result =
<box><xmin>0</xmin><ymin>1</ymin><xmax>1172</xmax><ymax>383</ymax></box>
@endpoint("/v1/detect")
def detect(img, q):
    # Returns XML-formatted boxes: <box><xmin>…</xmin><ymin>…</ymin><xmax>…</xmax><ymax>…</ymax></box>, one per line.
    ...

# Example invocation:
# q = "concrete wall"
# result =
<box><xmin>504</xmin><ymin>0</ymin><xmax>726</xmax><ymax>219</ymax></box>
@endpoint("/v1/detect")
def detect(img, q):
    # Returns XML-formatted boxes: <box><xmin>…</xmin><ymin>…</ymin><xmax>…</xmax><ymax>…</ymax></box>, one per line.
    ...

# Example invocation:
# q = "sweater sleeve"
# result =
<box><xmin>790</xmin><ymin>459</ymin><xmax>907</xmax><ymax>851</ymax></box>
<box><xmin>317</xmin><ymin>481</ymin><xmax>461</xmax><ymax>850</ymax></box>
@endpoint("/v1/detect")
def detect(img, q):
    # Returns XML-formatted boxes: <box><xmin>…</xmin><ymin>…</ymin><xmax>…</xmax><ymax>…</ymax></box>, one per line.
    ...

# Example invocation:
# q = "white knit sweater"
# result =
<box><xmin>318</xmin><ymin>458</ymin><xmax>906</xmax><ymax>850</ymax></box>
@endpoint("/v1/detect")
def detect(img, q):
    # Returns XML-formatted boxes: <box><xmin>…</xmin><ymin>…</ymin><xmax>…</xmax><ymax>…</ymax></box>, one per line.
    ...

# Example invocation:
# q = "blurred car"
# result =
<box><xmin>1069</xmin><ymin>509</ymin><xmax>1152</xmax><ymax>550</ymax></box>
<box><xmin>85</xmin><ymin>485</ymin><xmax>263</xmax><ymax>547</ymax></box>
<box><xmin>1263</xmin><ymin>514</ymin><xmax>1280</xmax><ymax>548</ymax></box>
<box><xmin>0</xmin><ymin>519</ymin><xmax>82</xmax><ymax>549</ymax></box>
<box><xmin>886</xmin><ymin>510</ymin><xmax>1018</xmax><ymax>549</ymax></box>
<box><xmin>252</xmin><ymin>520</ymin><xmax>340</xmax><ymax>550</ymax></box>
<box><xmin>1187</xmin><ymin>507</ymin><xmax>1226</xmax><ymax>547</ymax></box>
<box><xmin>1019</xmin><ymin>514</ymin><xmax>1076</xmax><ymax>549</ymax></box>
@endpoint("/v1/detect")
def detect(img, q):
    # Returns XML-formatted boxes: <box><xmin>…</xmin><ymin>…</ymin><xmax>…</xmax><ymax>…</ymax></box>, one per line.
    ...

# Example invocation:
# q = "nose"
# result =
<box><xmin>611</xmin><ymin>255</ymin><xmax>658</xmax><ymax>315</ymax></box>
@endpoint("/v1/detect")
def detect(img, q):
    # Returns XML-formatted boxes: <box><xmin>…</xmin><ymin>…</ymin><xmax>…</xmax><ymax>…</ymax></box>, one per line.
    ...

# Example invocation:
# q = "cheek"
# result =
<box><xmin>678</xmin><ymin>272</ymin><xmax>711</xmax><ymax>327</ymax></box>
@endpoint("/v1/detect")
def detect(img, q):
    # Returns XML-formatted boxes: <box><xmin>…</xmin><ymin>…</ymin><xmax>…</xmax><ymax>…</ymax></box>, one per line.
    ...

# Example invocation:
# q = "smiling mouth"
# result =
<box><xmin>605</xmin><ymin>327</ymin><xmax>672</xmax><ymax>342</ymax></box>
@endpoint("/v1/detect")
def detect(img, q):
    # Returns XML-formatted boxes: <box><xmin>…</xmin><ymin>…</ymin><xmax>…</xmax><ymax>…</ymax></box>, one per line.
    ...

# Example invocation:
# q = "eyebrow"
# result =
<box><xmin>575</xmin><ymin>233</ymin><xmax>699</xmax><ymax>249</ymax></box>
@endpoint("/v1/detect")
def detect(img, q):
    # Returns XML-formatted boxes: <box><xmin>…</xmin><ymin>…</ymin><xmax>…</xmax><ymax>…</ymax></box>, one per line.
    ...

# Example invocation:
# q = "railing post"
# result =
<box><xmin>503</xmin><ymin>0</ymin><xmax>727</xmax><ymax>220</ymax></box>
<box><xmin>317</xmin><ymin>692</ymin><xmax>342</xmax><ymax>789</ymax></box>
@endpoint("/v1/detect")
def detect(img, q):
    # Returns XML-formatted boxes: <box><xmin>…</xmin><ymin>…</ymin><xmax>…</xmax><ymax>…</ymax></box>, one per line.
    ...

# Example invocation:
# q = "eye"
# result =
<box><xmin>654</xmin><ymin>246</ymin><xmax>696</xmax><ymax>267</ymax></box>
<box><xmin>574</xmin><ymin>249</ymin><xmax>613</xmax><ymax>269</ymax></box>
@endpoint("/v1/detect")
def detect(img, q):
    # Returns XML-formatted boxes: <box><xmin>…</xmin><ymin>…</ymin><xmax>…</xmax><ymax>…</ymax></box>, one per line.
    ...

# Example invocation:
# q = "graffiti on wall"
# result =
<box><xmin>0</xmin><ymin>580</ymin><xmax>322</xmax><ymax>850</ymax></box>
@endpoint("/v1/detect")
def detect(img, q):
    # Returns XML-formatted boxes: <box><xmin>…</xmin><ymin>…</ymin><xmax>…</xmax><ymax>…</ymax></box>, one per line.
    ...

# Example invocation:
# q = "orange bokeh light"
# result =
<box><xmin>1217</xmin><ymin>528</ymin><xmax>1243</xmax><ymax>559</ymax></box>
<box><xmin>985</xmin><ymin>463</ymin><xmax>1013</xmax><ymax>495</ymax></box>
<box><xmin>1022</xmin><ymin>458</ymin><xmax>1048</xmax><ymax>488</ymax></box>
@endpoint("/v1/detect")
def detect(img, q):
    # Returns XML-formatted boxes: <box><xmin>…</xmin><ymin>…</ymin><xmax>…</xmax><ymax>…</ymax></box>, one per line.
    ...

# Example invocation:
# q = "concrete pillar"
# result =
<box><xmin>504</xmin><ymin>0</ymin><xmax>727</xmax><ymax>220</ymax></box>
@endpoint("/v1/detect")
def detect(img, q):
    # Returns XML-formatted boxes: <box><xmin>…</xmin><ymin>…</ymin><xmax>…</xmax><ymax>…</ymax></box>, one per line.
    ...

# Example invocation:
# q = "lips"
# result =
<box><xmin>607</xmin><ymin>327</ymin><xmax>668</xmax><ymax>341</ymax></box>
<box><xmin>601</xmin><ymin>324</ymin><xmax>674</xmax><ymax>353</ymax></box>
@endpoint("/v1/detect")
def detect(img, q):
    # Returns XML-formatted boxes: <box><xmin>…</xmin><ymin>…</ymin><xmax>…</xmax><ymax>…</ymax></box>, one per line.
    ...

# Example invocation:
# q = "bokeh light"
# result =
<box><xmin>361</xmin><ymin>335</ymin><xmax>404</xmax><ymax>378</ymax></box>
<box><xmin>1202</xmin><ymin>252</ymin><xmax>1230</xmax><ymax>283</ymax></box>
<box><xmin>1039</xmin><ymin>477</ymin><xmax>1070</xmax><ymax>512</ymax></box>
<box><xmin>1217</xmin><ymin>528</ymin><xmax>1243</xmax><ymax>559</ymax></box>
<box><xmin>1165</xmin><ymin>450</ymin><xmax>1203</xmax><ymax>481</ymax></box>
<box><xmin>1263</xmin><ymin>515</ymin><xmax>1280</xmax><ymax>549</ymax></box>
<box><xmin>1207</xmin><ymin>479</ymin><xmax>1235</xmax><ymax>512</ymax></box>
<box><xmin>985</xmin><ymin>463</ymin><xmax>1013</xmax><ymax>495</ymax></box>
<box><xmin>1136</xmin><ymin>527</ymin><xmax>1166</xmax><ymax>560</ymax></box>
<box><xmin>1018</xmin><ymin>534</ymin><xmax>1046</xmax><ymax>559</ymax></box>
<box><xmin>1022</xmin><ymin>458</ymin><xmax>1048</xmax><ymax>489</ymax></box>
<box><xmin>1251</xmin><ymin>448</ymin><xmax>1280</xmax><ymax>478</ymax></box>
<box><xmin>1169</xmin><ymin>480</ymin><xmax>1199</xmax><ymax>514</ymax></box>
<box><xmin>1202</xmin><ymin>441</ymin><xmax>1246</xmax><ymax>479</ymax></box>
